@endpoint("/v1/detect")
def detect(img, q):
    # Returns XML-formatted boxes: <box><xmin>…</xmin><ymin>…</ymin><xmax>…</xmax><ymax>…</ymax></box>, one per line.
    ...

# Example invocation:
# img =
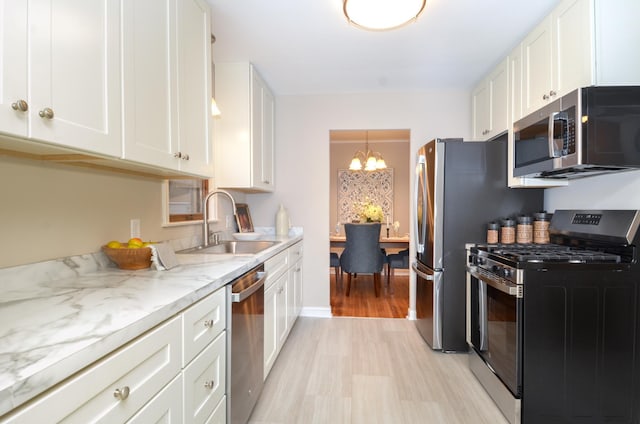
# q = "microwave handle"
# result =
<box><xmin>548</xmin><ymin>111</ymin><xmax>568</xmax><ymax>158</ymax></box>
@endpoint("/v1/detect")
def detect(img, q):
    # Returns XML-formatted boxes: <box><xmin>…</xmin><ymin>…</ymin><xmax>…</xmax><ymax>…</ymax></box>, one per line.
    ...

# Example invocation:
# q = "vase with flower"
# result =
<box><xmin>356</xmin><ymin>199</ymin><xmax>384</xmax><ymax>223</ymax></box>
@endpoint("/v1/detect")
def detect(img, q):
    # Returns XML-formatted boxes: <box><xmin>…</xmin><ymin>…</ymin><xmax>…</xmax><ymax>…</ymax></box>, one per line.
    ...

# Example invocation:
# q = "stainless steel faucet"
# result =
<box><xmin>202</xmin><ymin>189</ymin><xmax>237</xmax><ymax>246</ymax></box>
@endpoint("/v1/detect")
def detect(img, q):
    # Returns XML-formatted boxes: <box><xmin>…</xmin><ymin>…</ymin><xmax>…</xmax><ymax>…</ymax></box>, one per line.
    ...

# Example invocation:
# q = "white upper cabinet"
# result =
<box><xmin>175</xmin><ymin>0</ymin><xmax>214</xmax><ymax>177</ymax></box>
<box><xmin>122</xmin><ymin>0</ymin><xmax>213</xmax><ymax>178</ymax></box>
<box><xmin>521</xmin><ymin>0</ymin><xmax>640</xmax><ymax>120</ymax></box>
<box><xmin>521</xmin><ymin>15</ymin><xmax>554</xmax><ymax>116</ymax></box>
<box><xmin>1</xmin><ymin>0</ymin><xmax>122</xmax><ymax>157</ymax></box>
<box><xmin>472</xmin><ymin>57</ymin><xmax>509</xmax><ymax>141</ymax></box>
<box><xmin>215</xmin><ymin>62</ymin><xmax>275</xmax><ymax>192</ymax></box>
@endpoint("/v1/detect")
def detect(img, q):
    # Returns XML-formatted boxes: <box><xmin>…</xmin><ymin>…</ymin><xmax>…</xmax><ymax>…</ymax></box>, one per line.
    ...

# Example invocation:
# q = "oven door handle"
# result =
<box><xmin>466</xmin><ymin>265</ymin><xmax>520</xmax><ymax>297</ymax></box>
<box><xmin>412</xmin><ymin>262</ymin><xmax>433</xmax><ymax>280</ymax></box>
<box><xmin>231</xmin><ymin>271</ymin><xmax>267</xmax><ymax>303</ymax></box>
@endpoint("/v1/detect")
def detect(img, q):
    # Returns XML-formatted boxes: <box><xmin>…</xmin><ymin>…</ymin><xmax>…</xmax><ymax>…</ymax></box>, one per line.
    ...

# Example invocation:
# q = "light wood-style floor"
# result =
<box><xmin>250</xmin><ymin>317</ymin><xmax>509</xmax><ymax>424</ymax></box>
<box><xmin>330</xmin><ymin>273</ymin><xmax>410</xmax><ymax>318</ymax></box>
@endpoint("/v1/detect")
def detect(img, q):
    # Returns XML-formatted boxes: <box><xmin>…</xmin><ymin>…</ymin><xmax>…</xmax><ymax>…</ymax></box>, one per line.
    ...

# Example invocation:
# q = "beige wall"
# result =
<box><xmin>0</xmin><ymin>156</ymin><xmax>233</xmax><ymax>268</ymax></box>
<box><xmin>329</xmin><ymin>141</ymin><xmax>410</xmax><ymax>237</ymax></box>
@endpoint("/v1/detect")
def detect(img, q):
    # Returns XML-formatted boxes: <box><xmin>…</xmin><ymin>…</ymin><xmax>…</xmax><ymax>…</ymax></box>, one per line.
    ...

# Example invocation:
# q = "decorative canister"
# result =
<box><xmin>500</xmin><ymin>218</ymin><xmax>516</xmax><ymax>244</ymax></box>
<box><xmin>276</xmin><ymin>204</ymin><xmax>289</xmax><ymax>236</ymax></box>
<box><xmin>487</xmin><ymin>222</ymin><xmax>500</xmax><ymax>244</ymax></box>
<box><xmin>516</xmin><ymin>215</ymin><xmax>533</xmax><ymax>244</ymax></box>
<box><xmin>533</xmin><ymin>212</ymin><xmax>551</xmax><ymax>244</ymax></box>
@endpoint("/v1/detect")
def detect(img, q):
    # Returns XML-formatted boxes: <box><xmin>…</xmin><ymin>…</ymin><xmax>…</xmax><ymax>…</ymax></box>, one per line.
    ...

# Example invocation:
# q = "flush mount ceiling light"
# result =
<box><xmin>343</xmin><ymin>0</ymin><xmax>426</xmax><ymax>31</ymax></box>
<box><xmin>349</xmin><ymin>132</ymin><xmax>387</xmax><ymax>171</ymax></box>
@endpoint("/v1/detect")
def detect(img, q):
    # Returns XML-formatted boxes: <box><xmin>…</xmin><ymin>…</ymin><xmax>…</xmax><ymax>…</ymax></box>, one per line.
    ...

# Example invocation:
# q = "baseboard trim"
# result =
<box><xmin>300</xmin><ymin>307</ymin><xmax>332</xmax><ymax>318</ymax></box>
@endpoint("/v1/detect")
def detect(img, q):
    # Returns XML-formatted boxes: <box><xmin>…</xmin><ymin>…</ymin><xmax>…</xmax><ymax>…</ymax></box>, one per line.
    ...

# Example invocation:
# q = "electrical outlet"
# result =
<box><xmin>130</xmin><ymin>219</ymin><xmax>141</xmax><ymax>239</ymax></box>
<box><xmin>226</xmin><ymin>215</ymin><xmax>234</xmax><ymax>229</ymax></box>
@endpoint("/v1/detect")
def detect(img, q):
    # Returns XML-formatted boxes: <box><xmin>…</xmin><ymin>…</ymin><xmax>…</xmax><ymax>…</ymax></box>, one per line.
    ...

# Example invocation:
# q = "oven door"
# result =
<box><xmin>467</xmin><ymin>265</ymin><xmax>522</xmax><ymax>398</ymax></box>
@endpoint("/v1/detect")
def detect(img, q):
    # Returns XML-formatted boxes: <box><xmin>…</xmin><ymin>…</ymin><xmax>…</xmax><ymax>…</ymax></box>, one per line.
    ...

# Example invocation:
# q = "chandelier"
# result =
<box><xmin>343</xmin><ymin>0</ymin><xmax>426</xmax><ymax>31</ymax></box>
<box><xmin>349</xmin><ymin>132</ymin><xmax>387</xmax><ymax>171</ymax></box>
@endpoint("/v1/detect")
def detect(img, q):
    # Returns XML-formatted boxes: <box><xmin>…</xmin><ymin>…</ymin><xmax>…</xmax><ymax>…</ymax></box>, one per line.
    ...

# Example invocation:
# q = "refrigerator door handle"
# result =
<box><xmin>412</xmin><ymin>261</ymin><xmax>433</xmax><ymax>280</ymax></box>
<box><xmin>414</xmin><ymin>156</ymin><xmax>427</xmax><ymax>254</ymax></box>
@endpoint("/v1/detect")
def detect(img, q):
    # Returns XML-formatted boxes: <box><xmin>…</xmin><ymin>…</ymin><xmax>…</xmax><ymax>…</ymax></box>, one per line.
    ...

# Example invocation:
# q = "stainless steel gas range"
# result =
<box><xmin>466</xmin><ymin>210</ymin><xmax>640</xmax><ymax>424</ymax></box>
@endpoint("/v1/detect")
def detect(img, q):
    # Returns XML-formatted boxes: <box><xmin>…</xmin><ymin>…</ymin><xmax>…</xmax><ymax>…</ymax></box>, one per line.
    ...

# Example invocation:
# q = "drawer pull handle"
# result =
<box><xmin>39</xmin><ymin>107</ymin><xmax>54</xmax><ymax>119</ymax></box>
<box><xmin>113</xmin><ymin>386</ymin><xmax>130</xmax><ymax>401</ymax></box>
<box><xmin>11</xmin><ymin>99</ymin><xmax>28</xmax><ymax>111</ymax></box>
<box><xmin>204</xmin><ymin>380</ymin><xmax>215</xmax><ymax>389</ymax></box>
<box><xmin>204</xmin><ymin>319</ymin><xmax>214</xmax><ymax>328</ymax></box>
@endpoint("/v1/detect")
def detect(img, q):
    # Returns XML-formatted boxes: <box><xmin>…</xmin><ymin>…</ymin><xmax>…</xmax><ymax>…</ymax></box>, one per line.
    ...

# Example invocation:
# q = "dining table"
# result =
<box><xmin>329</xmin><ymin>234</ymin><xmax>410</xmax><ymax>250</ymax></box>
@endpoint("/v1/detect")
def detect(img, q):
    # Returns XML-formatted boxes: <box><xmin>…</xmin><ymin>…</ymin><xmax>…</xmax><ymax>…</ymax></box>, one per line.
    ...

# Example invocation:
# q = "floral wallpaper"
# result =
<box><xmin>337</xmin><ymin>169</ymin><xmax>394</xmax><ymax>224</ymax></box>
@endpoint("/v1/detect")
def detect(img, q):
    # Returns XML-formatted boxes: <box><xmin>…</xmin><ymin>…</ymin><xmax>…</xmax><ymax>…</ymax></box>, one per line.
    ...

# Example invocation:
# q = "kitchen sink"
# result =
<box><xmin>177</xmin><ymin>240</ymin><xmax>281</xmax><ymax>255</ymax></box>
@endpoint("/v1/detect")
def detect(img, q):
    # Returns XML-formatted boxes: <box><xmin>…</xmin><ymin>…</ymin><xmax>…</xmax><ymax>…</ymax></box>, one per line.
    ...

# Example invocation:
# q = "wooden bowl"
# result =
<box><xmin>102</xmin><ymin>245</ymin><xmax>152</xmax><ymax>270</ymax></box>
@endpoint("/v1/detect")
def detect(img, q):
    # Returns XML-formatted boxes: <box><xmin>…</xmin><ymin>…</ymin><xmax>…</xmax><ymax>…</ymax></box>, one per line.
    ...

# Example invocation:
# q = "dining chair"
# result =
<box><xmin>340</xmin><ymin>223</ymin><xmax>386</xmax><ymax>297</ymax></box>
<box><xmin>330</xmin><ymin>252</ymin><xmax>342</xmax><ymax>288</ymax></box>
<box><xmin>386</xmin><ymin>248</ymin><xmax>409</xmax><ymax>290</ymax></box>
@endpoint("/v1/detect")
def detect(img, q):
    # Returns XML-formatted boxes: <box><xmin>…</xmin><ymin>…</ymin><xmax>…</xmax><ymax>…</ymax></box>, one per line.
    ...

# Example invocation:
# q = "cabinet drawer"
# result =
<box><xmin>204</xmin><ymin>396</ymin><xmax>226</xmax><ymax>424</ymax></box>
<box><xmin>3</xmin><ymin>316</ymin><xmax>182</xmax><ymax>423</ymax></box>
<box><xmin>183</xmin><ymin>287</ymin><xmax>226</xmax><ymax>366</ymax></box>
<box><xmin>126</xmin><ymin>374</ymin><xmax>182</xmax><ymax>423</ymax></box>
<box><xmin>265</xmin><ymin>250</ymin><xmax>288</xmax><ymax>288</ymax></box>
<box><xmin>288</xmin><ymin>242</ymin><xmax>303</xmax><ymax>265</ymax></box>
<box><xmin>183</xmin><ymin>331</ymin><xmax>226</xmax><ymax>424</ymax></box>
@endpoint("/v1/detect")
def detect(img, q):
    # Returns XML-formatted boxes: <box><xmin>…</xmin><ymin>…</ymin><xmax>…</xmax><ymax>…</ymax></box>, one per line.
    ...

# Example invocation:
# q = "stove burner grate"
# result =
<box><xmin>483</xmin><ymin>244</ymin><xmax>621</xmax><ymax>264</ymax></box>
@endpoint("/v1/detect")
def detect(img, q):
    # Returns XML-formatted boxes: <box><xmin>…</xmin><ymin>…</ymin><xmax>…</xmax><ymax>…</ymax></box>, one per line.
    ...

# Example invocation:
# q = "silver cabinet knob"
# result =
<box><xmin>174</xmin><ymin>152</ymin><xmax>182</xmax><ymax>158</ymax></box>
<box><xmin>38</xmin><ymin>107</ymin><xmax>54</xmax><ymax>119</ymax></box>
<box><xmin>549</xmin><ymin>90</ymin><xmax>557</xmax><ymax>97</ymax></box>
<box><xmin>11</xmin><ymin>100</ymin><xmax>28</xmax><ymax>112</ymax></box>
<box><xmin>113</xmin><ymin>386</ymin><xmax>130</xmax><ymax>400</ymax></box>
<box><xmin>182</xmin><ymin>153</ymin><xmax>189</xmax><ymax>161</ymax></box>
<box><xmin>204</xmin><ymin>319</ymin><xmax>214</xmax><ymax>328</ymax></box>
<box><xmin>204</xmin><ymin>380</ymin><xmax>215</xmax><ymax>389</ymax></box>
<box><xmin>542</xmin><ymin>94</ymin><xmax>550</xmax><ymax>100</ymax></box>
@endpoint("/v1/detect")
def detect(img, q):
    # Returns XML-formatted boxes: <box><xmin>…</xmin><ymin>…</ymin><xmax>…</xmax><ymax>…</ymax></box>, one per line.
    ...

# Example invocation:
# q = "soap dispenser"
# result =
<box><xmin>276</xmin><ymin>204</ymin><xmax>289</xmax><ymax>236</ymax></box>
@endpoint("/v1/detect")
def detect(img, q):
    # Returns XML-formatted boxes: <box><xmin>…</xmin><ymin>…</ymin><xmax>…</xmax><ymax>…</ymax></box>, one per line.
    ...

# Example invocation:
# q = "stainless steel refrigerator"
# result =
<box><xmin>413</xmin><ymin>137</ymin><xmax>543</xmax><ymax>352</ymax></box>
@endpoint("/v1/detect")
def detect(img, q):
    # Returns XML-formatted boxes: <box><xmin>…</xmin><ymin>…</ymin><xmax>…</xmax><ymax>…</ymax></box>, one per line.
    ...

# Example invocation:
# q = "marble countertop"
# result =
<box><xmin>0</xmin><ymin>232</ymin><xmax>302</xmax><ymax>417</ymax></box>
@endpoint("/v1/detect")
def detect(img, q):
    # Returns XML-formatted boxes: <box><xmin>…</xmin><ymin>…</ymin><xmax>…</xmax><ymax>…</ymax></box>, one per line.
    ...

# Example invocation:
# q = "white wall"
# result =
<box><xmin>545</xmin><ymin>170</ymin><xmax>640</xmax><ymax>210</ymax></box>
<box><xmin>247</xmin><ymin>90</ymin><xmax>471</xmax><ymax>317</ymax></box>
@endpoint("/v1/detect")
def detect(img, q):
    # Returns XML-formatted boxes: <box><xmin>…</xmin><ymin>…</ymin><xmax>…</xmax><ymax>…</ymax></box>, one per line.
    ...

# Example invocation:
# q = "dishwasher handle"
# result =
<box><xmin>231</xmin><ymin>271</ymin><xmax>267</xmax><ymax>303</ymax></box>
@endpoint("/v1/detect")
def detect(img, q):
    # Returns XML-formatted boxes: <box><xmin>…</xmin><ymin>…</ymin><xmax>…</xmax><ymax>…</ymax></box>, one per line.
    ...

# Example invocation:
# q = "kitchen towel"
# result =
<box><xmin>149</xmin><ymin>242</ymin><xmax>179</xmax><ymax>270</ymax></box>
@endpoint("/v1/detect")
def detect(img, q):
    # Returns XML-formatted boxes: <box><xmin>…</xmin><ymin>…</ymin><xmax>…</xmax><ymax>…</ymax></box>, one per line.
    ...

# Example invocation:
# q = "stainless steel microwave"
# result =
<box><xmin>513</xmin><ymin>86</ymin><xmax>640</xmax><ymax>179</ymax></box>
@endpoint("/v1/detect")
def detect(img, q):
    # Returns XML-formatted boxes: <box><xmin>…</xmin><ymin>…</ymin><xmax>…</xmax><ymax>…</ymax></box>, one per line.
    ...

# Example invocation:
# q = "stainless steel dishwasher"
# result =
<box><xmin>228</xmin><ymin>264</ymin><xmax>266</xmax><ymax>424</ymax></box>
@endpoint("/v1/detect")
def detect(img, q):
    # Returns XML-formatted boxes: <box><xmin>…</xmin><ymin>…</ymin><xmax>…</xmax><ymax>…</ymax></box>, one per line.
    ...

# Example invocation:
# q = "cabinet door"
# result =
<box><xmin>471</xmin><ymin>81</ymin><xmax>490</xmax><ymax>139</ymax></box>
<box><xmin>176</xmin><ymin>0</ymin><xmax>213</xmax><ymax>177</ymax></box>
<box><xmin>121</xmin><ymin>0</ymin><xmax>178</xmax><ymax>169</ymax></box>
<box><xmin>488</xmin><ymin>59</ymin><xmax>509</xmax><ymax>138</ymax></box>
<box><xmin>250</xmin><ymin>71</ymin><xmax>275</xmax><ymax>191</ymax></box>
<box><xmin>29</xmin><ymin>0</ymin><xmax>122</xmax><ymax>157</ymax></box>
<box><xmin>204</xmin><ymin>396</ymin><xmax>226</xmax><ymax>424</ymax></box>
<box><xmin>182</xmin><ymin>287</ymin><xmax>226</xmax><ymax>366</ymax></box>
<box><xmin>522</xmin><ymin>16</ymin><xmax>553</xmax><ymax>116</ymax></box>
<box><xmin>126</xmin><ymin>375</ymin><xmax>183</xmax><ymax>424</ymax></box>
<box><xmin>183</xmin><ymin>331</ymin><xmax>226</xmax><ymax>424</ymax></box>
<box><xmin>509</xmin><ymin>44</ymin><xmax>523</xmax><ymax>124</ymax></box>
<box><xmin>263</xmin><ymin>281</ymin><xmax>278</xmax><ymax>379</ymax></box>
<box><xmin>288</xmin><ymin>259</ymin><xmax>303</xmax><ymax>328</ymax></box>
<box><xmin>3</xmin><ymin>317</ymin><xmax>181</xmax><ymax>423</ymax></box>
<box><xmin>552</xmin><ymin>0</ymin><xmax>592</xmax><ymax>96</ymax></box>
<box><xmin>276</xmin><ymin>274</ymin><xmax>288</xmax><ymax>347</ymax></box>
<box><xmin>0</xmin><ymin>0</ymin><xmax>28</xmax><ymax>136</ymax></box>
<box><xmin>260</xmin><ymin>82</ymin><xmax>275</xmax><ymax>189</ymax></box>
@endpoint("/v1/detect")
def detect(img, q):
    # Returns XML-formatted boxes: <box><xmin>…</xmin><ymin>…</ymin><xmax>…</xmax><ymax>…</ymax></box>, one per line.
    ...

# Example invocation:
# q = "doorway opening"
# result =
<box><xmin>329</xmin><ymin>129</ymin><xmax>411</xmax><ymax>318</ymax></box>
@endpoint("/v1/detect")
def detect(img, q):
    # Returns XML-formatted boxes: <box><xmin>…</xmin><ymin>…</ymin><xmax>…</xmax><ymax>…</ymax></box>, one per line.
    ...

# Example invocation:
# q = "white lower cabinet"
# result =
<box><xmin>1</xmin><ymin>287</ymin><xmax>227</xmax><ymax>424</ymax></box>
<box><xmin>204</xmin><ymin>396</ymin><xmax>226</xmax><ymax>424</ymax></box>
<box><xmin>127</xmin><ymin>375</ymin><xmax>183</xmax><ymax>424</ymax></box>
<box><xmin>183</xmin><ymin>332</ymin><xmax>226</xmax><ymax>424</ymax></box>
<box><xmin>2</xmin><ymin>316</ymin><xmax>182</xmax><ymax>423</ymax></box>
<box><xmin>264</xmin><ymin>242</ymin><xmax>303</xmax><ymax>380</ymax></box>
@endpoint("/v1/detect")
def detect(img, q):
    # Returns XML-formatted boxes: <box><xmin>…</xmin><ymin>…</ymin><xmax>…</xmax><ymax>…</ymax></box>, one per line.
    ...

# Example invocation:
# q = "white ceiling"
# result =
<box><xmin>207</xmin><ymin>0</ymin><xmax>560</xmax><ymax>96</ymax></box>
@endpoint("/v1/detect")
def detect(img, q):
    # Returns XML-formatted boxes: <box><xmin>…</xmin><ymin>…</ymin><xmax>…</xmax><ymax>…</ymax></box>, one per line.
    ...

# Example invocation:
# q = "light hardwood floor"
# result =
<box><xmin>250</xmin><ymin>317</ymin><xmax>509</xmax><ymax>424</ymax></box>
<box><xmin>331</xmin><ymin>273</ymin><xmax>410</xmax><ymax>318</ymax></box>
